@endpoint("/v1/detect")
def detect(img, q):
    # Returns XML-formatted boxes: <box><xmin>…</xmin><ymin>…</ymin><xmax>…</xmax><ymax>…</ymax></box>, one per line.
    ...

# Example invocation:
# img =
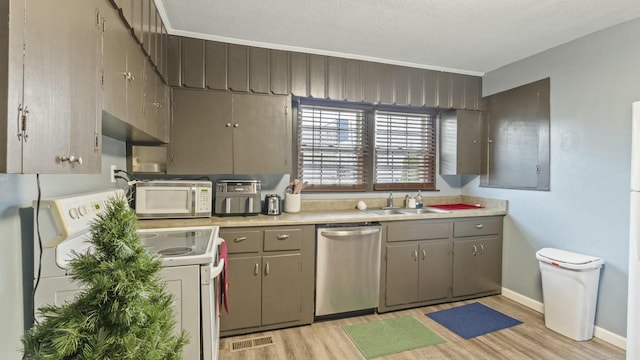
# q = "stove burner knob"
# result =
<box><xmin>78</xmin><ymin>206</ymin><xmax>88</xmax><ymax>217</ymax></box>
<box><xmin>68</xmin><ymin>208</ymin><xmax>79</xmax><ymax>219</ymax></box>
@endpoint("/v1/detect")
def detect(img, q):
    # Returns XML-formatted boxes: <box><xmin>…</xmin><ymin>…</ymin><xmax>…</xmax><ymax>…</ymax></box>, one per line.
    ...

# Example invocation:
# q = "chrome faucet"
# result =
<box><xmin>387</xmin><ymin>192</ymin><xmax>394</xmax><ymax>208</ymax></box>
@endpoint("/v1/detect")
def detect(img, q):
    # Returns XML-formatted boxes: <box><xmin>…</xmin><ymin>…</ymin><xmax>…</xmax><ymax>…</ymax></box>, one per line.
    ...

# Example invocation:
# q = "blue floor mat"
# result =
<box><xmin>426</xmin><ymin>302</ymin><xmax>522</xmax><ymax>339</ymax></box>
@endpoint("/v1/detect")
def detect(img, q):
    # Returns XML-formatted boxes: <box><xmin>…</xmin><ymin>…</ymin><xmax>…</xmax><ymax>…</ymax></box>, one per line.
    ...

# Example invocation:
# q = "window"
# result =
<box><xmin>374</xmin><ymin>111</ymin><xmax>436</xmax><ymax>190</ymax></box>
<box><xmin>296</xmin><ymin>100</ymin><xmax>437</xmax><ymax>192</ymax></box>
<box><xmin>297</xmin><ymin>104</ymin><xmax>369</xmax><ymax>191</ymax></box>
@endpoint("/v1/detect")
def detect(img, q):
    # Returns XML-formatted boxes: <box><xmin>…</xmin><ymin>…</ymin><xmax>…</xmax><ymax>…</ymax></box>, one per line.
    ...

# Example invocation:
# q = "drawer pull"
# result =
<box><xmin>276</xmin><ymin>234</ymin><xmax>290</xmax><ymax>240</ymax></box>
<box><xmin>234</xmin><ymin>236</ymin><xmax>247</xmax><ymax>242</ymax></box>
<box><xmin>475</xmin><ymin>224</ymin><xmax>484</xmax><ymax>229</ymax></box>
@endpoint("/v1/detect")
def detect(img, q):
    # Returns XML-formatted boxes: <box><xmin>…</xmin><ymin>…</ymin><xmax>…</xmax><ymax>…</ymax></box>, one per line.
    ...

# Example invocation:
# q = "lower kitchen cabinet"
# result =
<box><xmin>452</xmin><ymin>217</ymin><xmax>503</xmax><ymax>298</ymax></box>
<box><xmin>380</xmin><ymin>220</ymin><xmax>452</xmax><ymax>312</ymax></box>
<box><xmin>385</xmin><ymin>240</ymin><xmax>451</xmax><ymax>307</ymax></box>
<box><xmin>380</xmin><ymin>216</ymin><xmax>504</xmax><ymax>313</ymax></box>
<box><xmin>219</xmin><ymin>225</ymin><xmax>314</xmax><ymax>336</ymax></box>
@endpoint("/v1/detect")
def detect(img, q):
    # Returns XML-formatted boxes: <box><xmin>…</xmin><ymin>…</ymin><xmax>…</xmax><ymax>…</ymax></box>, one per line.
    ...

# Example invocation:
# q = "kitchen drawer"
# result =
<box><xmin>387</xmin><ymin>221</ymin><xmax>451</xmax><ymax>242</ymax></box>
<box><xmin>264</xmin><ymin>228</ymin><xmax>302</xmax><ymax>251</ymax></box>
<box><xmin>453</xmin><ymin>218</ymin><xmax>502</xmax><ymax>237</ymax></box>
<box><xmin>220</xmin><ymin>230</ymin><xmax>262</xmax><ymax>254</ymax></box>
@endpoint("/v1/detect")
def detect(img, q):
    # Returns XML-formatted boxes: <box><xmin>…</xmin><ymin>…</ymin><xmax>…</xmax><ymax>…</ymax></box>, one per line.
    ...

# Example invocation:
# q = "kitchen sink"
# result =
<box><xmin>364</xmin><ymin>207</ymin><xmax>452</xmax><ymax>216</ymax></box>
<box><xmin>366</xmin><ymin>208</ymin><xmax>407</xmax><ymax>215</ymax></box>
<box><xmin>399</xmin><ymin>207</ymin><xmax>452</xmax><ymax>214</ymax></box>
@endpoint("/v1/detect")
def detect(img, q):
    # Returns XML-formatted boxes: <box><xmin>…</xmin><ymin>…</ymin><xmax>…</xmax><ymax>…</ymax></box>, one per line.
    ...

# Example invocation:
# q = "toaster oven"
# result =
<box><xmin>215</xmin><ymin>180</ymin><xmax>261</xmax><ymax>216</ymax></box>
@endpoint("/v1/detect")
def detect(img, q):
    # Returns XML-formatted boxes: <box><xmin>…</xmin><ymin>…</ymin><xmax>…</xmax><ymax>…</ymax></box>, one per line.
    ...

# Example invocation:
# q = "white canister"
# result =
<box><xmin>284</xmin><ymin>193</ymin><xmax>301</xmax><ymax>213</ymax></box>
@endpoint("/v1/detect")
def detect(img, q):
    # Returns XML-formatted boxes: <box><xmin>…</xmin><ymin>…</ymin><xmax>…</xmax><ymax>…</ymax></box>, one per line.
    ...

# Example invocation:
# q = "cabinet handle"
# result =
<box><xmin>265</xmin><ymin>262</ymin><xmax>270</xmax><ymax>275</ymax></box>
<box><xmin>421</xmin><ymin>249</ymin><xmax>426</xmax><ymax>260</ymax></box>
<box><xmin>254</xmin><ymin>263</ymin><xmax>259</xmax><ymax>276</ymax></box>
<box><xmin>480</xmin><ymin>244</ymin><xmax>485</xmax><ymax>255</ymax></box>
<box><xmin>276</xmin><ymin>234</ymin><xmax>290</xmax><ymax>240</ymax></box>
<box><xmin>475</xmin><ymin>223</ymin><xmax>484</xmax><ymax>229</ymax></box>
<box><xmin>225</xmin><ymin>123</ymin><xmax>232</xmax><ymax>127</ymax></box>
<box><xmin>233</xmin><ymin>123</ymin><xmax>239</xmax><ymax>128</ymax></box>
<box><xmin>472</xmin><ymin>140</ymin><xmax>478</xmax><ymax>144</ymax></box>
<box><xmin>59</xmin><ymin>155</ymin><xmax>83</xmax><ymax>165</ymax></box>
<box><xmin>233</xmin><ymin>236</ymin><xmax>247</xmax><ymax>242</ymax></box>
<box><xmin>412</xmin><ymin>250</ymin><xmax>418</xmax><ymax>261</ymax></box>
<box><xmin>472</xmin><ymin>245</ymin><xmax>478</xmax><ymax>256</ymax></box>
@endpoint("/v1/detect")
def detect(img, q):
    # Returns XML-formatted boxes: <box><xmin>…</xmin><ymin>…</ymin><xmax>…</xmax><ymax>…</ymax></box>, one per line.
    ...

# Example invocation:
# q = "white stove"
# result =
<box><xmin>33</xmin><ymin>189</ymin><xmax>223</xmax><ymax>360</ymax></box>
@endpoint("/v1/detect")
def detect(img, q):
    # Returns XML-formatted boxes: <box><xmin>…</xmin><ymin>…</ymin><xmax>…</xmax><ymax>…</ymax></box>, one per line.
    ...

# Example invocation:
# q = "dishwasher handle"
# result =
<box><xmin>319</xmin><ymin>228</ymin><xmax>380</xmax><ymax>238</ymax></box>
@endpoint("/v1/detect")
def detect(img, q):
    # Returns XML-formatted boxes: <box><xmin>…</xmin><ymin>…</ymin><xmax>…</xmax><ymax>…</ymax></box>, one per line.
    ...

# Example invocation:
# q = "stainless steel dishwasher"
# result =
<box><xmin>315</xmin><ymin>223</ymin><xmax>382</xmax><ymax>317</ymax></box>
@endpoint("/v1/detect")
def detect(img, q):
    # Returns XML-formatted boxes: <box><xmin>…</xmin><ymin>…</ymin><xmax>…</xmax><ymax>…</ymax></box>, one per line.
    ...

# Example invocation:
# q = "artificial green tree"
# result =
<box><xmin>22</xmin><ymin>197</ymin><xmax>188</xmax><ymax>359</ymax></box>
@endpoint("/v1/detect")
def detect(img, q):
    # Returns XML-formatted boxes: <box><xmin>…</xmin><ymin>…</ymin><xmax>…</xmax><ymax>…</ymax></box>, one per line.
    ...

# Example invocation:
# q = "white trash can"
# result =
<box><xmin>535</xmin><ymin>247</ymin><xmax>603</xmax><ymax>341</ymax></box>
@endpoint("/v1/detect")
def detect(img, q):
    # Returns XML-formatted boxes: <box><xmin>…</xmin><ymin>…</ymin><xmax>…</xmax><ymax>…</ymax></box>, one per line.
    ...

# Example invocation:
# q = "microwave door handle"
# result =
<box><xmin>225</xmin><ymin>197</ymin><xmax>231</xmax><ymax>214</ymax></box>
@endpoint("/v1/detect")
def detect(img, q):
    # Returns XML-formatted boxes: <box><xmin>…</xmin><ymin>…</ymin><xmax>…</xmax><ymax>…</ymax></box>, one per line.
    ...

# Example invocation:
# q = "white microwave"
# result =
<box><xmin>135</xmin><ymin>180</ymin><xmax>212</xmax><ymax>219</ymax></box>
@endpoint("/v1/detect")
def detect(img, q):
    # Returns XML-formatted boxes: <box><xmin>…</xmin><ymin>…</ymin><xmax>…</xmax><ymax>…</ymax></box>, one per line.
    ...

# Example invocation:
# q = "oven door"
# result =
<box><xmin>201</xmin><ymin>256</ymin><xmax>225</xmax><ymax>360</ymax></box>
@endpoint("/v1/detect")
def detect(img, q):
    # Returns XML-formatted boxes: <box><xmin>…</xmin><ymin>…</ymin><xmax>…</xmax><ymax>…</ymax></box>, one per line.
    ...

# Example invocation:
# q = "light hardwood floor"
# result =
<box><xmin>218</xmin><ymin>295</ymin><xmax>625</xmax><ymax>360</ymax></box>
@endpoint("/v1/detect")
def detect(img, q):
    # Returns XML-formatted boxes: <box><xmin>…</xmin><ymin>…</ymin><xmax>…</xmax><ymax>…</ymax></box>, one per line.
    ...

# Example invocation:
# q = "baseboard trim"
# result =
<box><xmin>501</xmin><ymin>287</ymin><xmax>626</xmax><ymax>350</ymax></box>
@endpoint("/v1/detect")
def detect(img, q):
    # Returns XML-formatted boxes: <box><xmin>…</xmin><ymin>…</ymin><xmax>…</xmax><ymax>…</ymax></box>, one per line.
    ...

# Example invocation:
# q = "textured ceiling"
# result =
<box><xmin>155</xmin><ymin>0</ymin><xmax>640</xmax><ymax>75</ymax></box>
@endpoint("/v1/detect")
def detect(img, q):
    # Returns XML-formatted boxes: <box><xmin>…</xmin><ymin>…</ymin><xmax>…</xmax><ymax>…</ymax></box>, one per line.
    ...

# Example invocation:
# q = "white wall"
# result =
<box><xmin>464</xmin><ymin>18</ymin><xmax>640</xmax><ymax>336</ymax></box>
<box><xmin>0</xmin><ymin>136</ymin><xmax>126</xmax><ymax>360</ymax></box>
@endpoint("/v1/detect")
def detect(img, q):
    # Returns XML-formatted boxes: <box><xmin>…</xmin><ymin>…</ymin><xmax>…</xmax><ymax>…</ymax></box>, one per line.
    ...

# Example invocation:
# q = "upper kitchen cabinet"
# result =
<box><xmin>168</xmin><ymin>89</ymin><xmax>292</xmax><ymax>175</ymax></box>
<box><xmin>102</xmin><ymin>2</ymin><xmax>167</xmax><ymax>144</ymax></box>
<box><xmin>169</xmin><ymin>36</ymin><xmax>483</xmax><ymax>109</ymax></box>
<box><xmin>0</xmin><ymin>0</ymin><xmax>102</xmax><ymax>174</ymax></box>
<box><xmin>181</xmin><ymin>37</ymin><xmax>205</xmax><ymax>88</ymax></box>
<box><xmin>481</xmin><ymin>78</ymin><xmax>550</xmax><ymax>190</ymax></box>
<box><xmin>440</xmin><ymin>110</ymin><xmax>482</xmax><ymax>175</ymax></box>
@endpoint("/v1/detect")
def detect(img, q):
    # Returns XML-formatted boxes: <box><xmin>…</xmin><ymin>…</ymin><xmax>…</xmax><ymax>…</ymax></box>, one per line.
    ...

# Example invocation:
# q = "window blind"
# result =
<box><xmin>297</xmin><ymin>105</ymin><xmax>368</xmax><ymax>191</ymax></box>
<box><xmin>374</xmin><ymin>110</ymin><xmax>436</xmax><ymax>190</ymax></box>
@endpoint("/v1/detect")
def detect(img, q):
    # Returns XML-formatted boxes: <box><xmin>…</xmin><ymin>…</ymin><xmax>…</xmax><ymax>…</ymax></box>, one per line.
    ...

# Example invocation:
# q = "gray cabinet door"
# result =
<box><xmin>250</xmin><ymin>47</ymin><xmax>269</xmax><ymax>94</ymax></box>
<box><xmin>437</xmin><ymin>72</ymin><xmax>451</xmax><ymax>108</ymax></box>
<box><xmin>362</xmin><ymin>61</ymin><xmax>377</xmax><ymax>103</ymax></box>
<box><xmin>344</xmin><ymin>59</ymin><xmax>362</xmax><ymax>102</ymax></box>
<box><xmin>181</xmin><ymin>37</ymin><xmax>205</xmax><ymax>88</ymax></box>
<box><xmin>408</xmin><ymin>68</ymin><xmax>424</xmax><ymax>107</ymax></box>
<box><xmin>417</xmin><ymin>240</ymin><xmax>451</xmax><ymax>302</ymax></box>
<box><xmin>326</xmin><ymin>57</ymin><xmax>344</xmax><ymax>100</ymax></box>
<box><xmin>476</xmin><ymin>236</ymin><xmax>502</xmax><ymax>293</ymax></box>
<box><xmin>450</xmin><ymin>73</ymin><xmax>465</xmax><ymax>109</ymax></box>
<box><xmin>205</xmin><ymin>41</ymin><xmax>227</xmax><ymax>90</ymax></box>
<box><xmin>424</xmin><ymin>70</ymin><xmax>438</xmax><ymax>107</ymax></box>
<box><xmin>308</xmin><ymin>54</ymin><xmax>326</xmax><ymax>98</ymax></box>
<box><xmin>452</xmin><ymin>238</ymin><xmax>478</xmax><ymax>297</ymax></box>
<box><xmin>22</xmin><ymin>0</ymin><xmax>101</xmax><ymax>173</ymax></box>
<box><xmin>377</xmin><ymin>63</ymin><xmax>394</xmax><ymax>104</ymax></box>
<box><xmin>167</xmin><ymin>35</ymin><xmax>181</xmax><ymax>87</ymax></box>
<box><xmin>126</xmin><ymin>37</ymin><xmax>145</xmax><ymax>131</ymax></box>
<box><xmin>102</xmin><ymin>4</ymin><xmax>129</xmax><ymax>122</ymax></box>
<box><xmin>464</xmin><ymin>75</ymin><xmax>481</xmax><ymax>110</ymax></box>
<box><xmin>232</xmin><ymin>94</ymin><xmax>291</xmax><ymax>174</ymax></box>
<box><xmin>290</xmin><ymin>52</ymin><xmax>308</xmax><ymax>96</ymax></box>
<box><xmin>228</xmin><ymin>44</ymin><xmax>249</xmax><ymax>92</ymax></box>
<box><xmin>385</xmin><ymin>243</ymin><xmax>419</xmax><ymax>306</ymax></box>
<box><xmin>262</xmin><ymin>253</ymin><xmax>302</xmax><ymax>326</ymax></box>
<box><xmin>270</xmin><ymin>50</ymin><xmax>289</xmax><ymax>95</ymax></box>
<box><xmin>168</xmin><ymin>89</ymin><xmax>233</xmax><ymax>174</ymax></box>
<box><xmin>440</xmin><ymin>110</ymin><xmax>481</xmax><ymax>175</ymax></box>
<box><xmin>220</xmin><ymin>256</ymin><xmax>262</xmax><ymax>331</ymax></box>
<box><xmin>393</xmin><ymin>66</ymin><xmax>409</xmax><ymax>106</ymax></box>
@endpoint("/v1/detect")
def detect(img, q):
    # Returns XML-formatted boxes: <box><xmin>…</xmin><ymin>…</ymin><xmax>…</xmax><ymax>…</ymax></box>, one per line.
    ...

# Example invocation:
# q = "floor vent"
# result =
<box><xmin>230</xmin><ymin>336</ymin><xmax>275</xmax><ymax>352</ymax></box>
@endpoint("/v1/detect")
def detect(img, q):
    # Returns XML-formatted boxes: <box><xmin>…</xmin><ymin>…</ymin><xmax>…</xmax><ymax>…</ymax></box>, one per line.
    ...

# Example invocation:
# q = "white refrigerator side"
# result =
<box><xmin>627</xmin><ymin>101</ymin><xmax>640</xmax><ymax>359</ymax></box>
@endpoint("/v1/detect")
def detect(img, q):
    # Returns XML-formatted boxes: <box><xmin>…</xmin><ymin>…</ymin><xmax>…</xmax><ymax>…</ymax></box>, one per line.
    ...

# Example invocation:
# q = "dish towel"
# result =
<box><xmin>219</xmin><ymin>240</ymin><xmax>229</xmax><ymax>315</ymax></box>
